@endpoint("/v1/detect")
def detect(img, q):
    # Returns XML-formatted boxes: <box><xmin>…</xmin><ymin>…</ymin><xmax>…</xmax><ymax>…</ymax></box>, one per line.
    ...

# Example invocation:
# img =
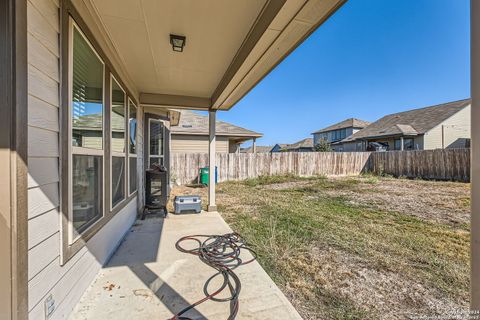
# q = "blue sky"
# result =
<box><xmin>209</xmin><ymin>0</ymin><xmax>470</xmax><ymax>147</ymax></box>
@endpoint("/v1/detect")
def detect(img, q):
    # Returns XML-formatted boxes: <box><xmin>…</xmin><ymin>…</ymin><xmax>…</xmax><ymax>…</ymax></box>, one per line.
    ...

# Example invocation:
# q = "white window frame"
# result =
<box><xmin>110</xmin><ymin>74</ymin><xmax>127</xmax><ymax>211</ymax></box>
<box><xmin>128</xmin><ymin>99</ymin><xmax>138</xmax><ymax>196</ymax></box>
<box><xmin>148</xmin><ymin>118</ymin><xmax>165</xmax><ymax>168</ymax></box>
<box><xmin>68</xmin><ymin>19</ymin><xmax>106</xmax><ymax>244</ymax></box>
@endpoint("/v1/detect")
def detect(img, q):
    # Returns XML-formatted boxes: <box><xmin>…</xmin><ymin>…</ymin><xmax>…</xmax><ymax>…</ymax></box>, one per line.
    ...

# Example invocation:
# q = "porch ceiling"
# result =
<box><xmin>77</xmin><ymin>0</ymin><xmax>346</xmax><ymax>110</ymax></box>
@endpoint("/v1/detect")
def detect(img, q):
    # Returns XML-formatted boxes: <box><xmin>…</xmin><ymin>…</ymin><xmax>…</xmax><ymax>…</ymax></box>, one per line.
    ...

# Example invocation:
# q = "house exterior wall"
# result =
<box><xmin>423</xmin><ymin>105</ymin><xmax>471</xmax><ymax>149</ymax></box>
<box><xmin>313</xmin><ymin>127</ymin><xmax>355</xmax><ymax>145</ymax></box>
<box><xmin>229</xmin><ymin>140</ymin><xmax>240</xmax><ymax>153</ymax></box>
<box><xmin>370</xmin><ymin>138</ymin><xmax>395</xmax><ymax>150</ymax></box>
<box><xmin>413</xmin><ymin>136</ymin><xmax>424</xmax><ymax>150</ymax></box>
<box><xmin>313</xmin><ymin>132</ymin><xmax>325</xmax><ymax>145</ymax></box>
<box><xmin>171</xmin><ymin>134</ymin><xmax>229</xmax><ymax>153</ymax></box>
<box><xmin>271</xmin><ymin>144</ymin><xmax>282</xmax><ymax>152</ymax></box>
<box><xmin>334</xmin><ymin>141</ymin><xmax>356</xmax><ymax>152</ymax></box>
<box><xmin>26</xmin><ymin>1</ymin><xmax>143</xmax><ymax>319</ymax></box>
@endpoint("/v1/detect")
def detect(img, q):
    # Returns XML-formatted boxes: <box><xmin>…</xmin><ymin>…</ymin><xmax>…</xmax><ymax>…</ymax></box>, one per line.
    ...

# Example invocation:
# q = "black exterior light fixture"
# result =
<box><xmin>170</xmin><ymin>34</ymin><xmax>186</xmax><ymax>52</ymax></box>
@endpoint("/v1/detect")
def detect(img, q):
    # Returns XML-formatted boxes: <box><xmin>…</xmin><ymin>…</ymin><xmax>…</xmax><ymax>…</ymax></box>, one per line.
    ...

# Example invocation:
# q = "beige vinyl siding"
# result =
<box><xmin>75</xmin><ymin>134</ymin><xmax>124</xmax><ymax>150</ymax></box>
<box><xmin>27</xmin><ymin>198</ymin><xmax>138</xmax><ymax>320</ymax></box>
<box><xmin>171</xmin><ymin>134</ymin><xmax>229</xmax><ymax>153</ymax></box>
<box><xmin>27</xmin><ymin>1</ymin><xmax>140</xmax><ymax>319</ymax></box>
<box><xmin>423</xmin><ymin>105</ymin><xmax>471</xmax><ymax>149</ymax></box>
<box><xmin>27</xmin><ymin>0</ymin><xmax>62</xmax><ymax>317</ymax></box>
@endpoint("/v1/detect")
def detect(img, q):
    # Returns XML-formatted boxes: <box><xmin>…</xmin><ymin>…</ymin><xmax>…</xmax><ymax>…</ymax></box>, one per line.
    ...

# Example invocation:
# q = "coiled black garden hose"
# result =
<box><xmin>169</xmin><ymin>233</ymin><xmax>257</xmax><ymax>320</ymax></box>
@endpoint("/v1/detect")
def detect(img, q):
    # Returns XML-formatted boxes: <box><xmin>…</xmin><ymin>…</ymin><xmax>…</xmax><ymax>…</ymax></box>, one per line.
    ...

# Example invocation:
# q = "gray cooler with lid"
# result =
<box><xmin>174</xmin><ymin>195</ymin><xmax>202</xmax><ymax>214</ymax></box>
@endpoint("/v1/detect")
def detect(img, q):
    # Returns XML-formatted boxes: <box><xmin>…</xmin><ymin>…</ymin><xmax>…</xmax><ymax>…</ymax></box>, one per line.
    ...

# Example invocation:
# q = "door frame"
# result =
<box><xmin>143</xmin><ymin>112</ymin><xmax>171</xmax><ymax>199</ymax></box>
<box><xmin>0</xmin><ymin>0</ymin><xmax>28</xmax><ymax>319</ymax></box>
<box><xmin>147</xmin><ymin>118</ymin><xmax>166</xmax><ymax>168</ymax></box>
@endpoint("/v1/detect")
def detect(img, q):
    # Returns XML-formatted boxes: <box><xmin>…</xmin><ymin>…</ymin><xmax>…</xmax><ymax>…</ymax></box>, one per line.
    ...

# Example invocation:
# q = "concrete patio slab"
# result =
<box><xmin>69</xmin><ymin>211</ymin><xmax>302</xmax><ymax>320</ymax></box>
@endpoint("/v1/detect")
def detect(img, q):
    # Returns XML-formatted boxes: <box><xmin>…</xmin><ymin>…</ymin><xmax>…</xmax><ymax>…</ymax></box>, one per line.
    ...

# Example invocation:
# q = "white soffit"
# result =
<box><xmin>78</xmin><ymin>0</ymin><xmax>346</xmax><ymax>110</ymax></box>
<box><xmin>212</xmin><ymin>0</ymin><xmax>346</xmax><ymax>110</ymax></box>
<box><xmin>90</xmin><ymin>0</ymin><xmax>268</xmax><ymax>98</ymax></box>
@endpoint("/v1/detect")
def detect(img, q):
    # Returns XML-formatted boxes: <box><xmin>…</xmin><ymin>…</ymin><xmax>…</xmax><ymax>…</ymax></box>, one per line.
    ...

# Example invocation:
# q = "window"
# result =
<box><xmin>63</xmin><ymin>16</ymin><xmax>142</xmax><ymax>259</ymax></box>
<box><xmin>128</xmin><ymin>100</ymin><xmax>138</xmax><ymax>194</ymax></box>
<box><xmin>394</xmin><ymin>138</ymin><xmax>414</xmax><ymax>150</ymax></box>
<box><xmin>331</xmin><ymin>129</ymin><xmax>347</xmax><ymax>142</ymax></box>
<box><xmin>404</xmin><ymin>138</ymin><xmax>414</xmax><ymax>150</ymax></box>
<box><xmin>148</xmin><ymin>119</ymin><xmax>164</xmax><ymax>167</ymax></box>
<box><xmin>70</xmin><ymin>22</ymin><xmax>105</xmax><ymax>240</ymax></box>
<box><xmin>394</xmin><ymin>139</ymin><xmax>401</xmax><ymax>150</ymax></box>
<box><xmin>111</xmin><ymin>76</ymin><xmax>126</xmax><ymax>208</ymax></box>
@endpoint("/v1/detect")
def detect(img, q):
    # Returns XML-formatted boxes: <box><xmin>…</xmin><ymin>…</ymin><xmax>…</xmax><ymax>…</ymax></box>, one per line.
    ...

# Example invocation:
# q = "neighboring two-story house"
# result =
<box><xmin>311</xmin><ymin>118</ymin><xmax>371</xmax><ymax>151</ymax></box>
<box><xmin>337</xmin><ymin>99</ymin><xmax>471</xmax><ymax>151</ymax></box>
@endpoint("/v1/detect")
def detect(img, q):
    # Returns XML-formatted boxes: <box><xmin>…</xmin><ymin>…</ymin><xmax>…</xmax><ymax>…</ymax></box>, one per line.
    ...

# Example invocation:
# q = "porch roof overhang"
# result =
<box><xmin>172</xmin><ymin>131</ymin><xmax>263</xmax><ymax>138</ymax></box>
<box><xmin>71</xmin><ymin>0</ymin><xmax>346</xmax><ymax>111</ymax></box>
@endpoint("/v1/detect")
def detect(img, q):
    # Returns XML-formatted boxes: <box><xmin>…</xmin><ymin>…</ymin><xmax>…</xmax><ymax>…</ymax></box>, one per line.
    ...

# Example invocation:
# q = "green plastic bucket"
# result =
<box><xmin>200</xmin><ymin>167</ymin><xmax>217</xmax><ymax>185</ymax></box>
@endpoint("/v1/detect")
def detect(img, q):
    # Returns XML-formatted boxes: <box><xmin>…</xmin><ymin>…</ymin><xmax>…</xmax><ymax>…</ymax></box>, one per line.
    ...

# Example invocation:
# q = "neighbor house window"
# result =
<box><xmin>70</xmin><ymin>23</ymin><xmax>105</xmax><ymax>240</ymax></box>
<box><xmin>111</xmin><ymin>76</ymin><xmax>126</xmax><ymax>208</ymax></box>
<box><xmin>331</xmin><ymin>128</ymin><xmax>347</xmax><ymax>141</ymax></box>
<box><xmin>128</xmin><ymin>100</ymin><xmax>138</xmax><ymax>194</ymax></box>
<box><xmin>404</xmin><ymin>138</ymin><xmax>414</xmax><ymax>150</ymax></box>
<box><xmin>394</xmin><ymin>138</ymin><xmax>414</xmax><ymax>150</ymax></box>
<box><xmin>148</xmin><ymin>119</ymin><xmax>165</xmax><ymax>167</ymax></box>
<box><xmin>394</xmin><ymin>139</ymin><xmax>401</xmax><ymax>150</ymax></box>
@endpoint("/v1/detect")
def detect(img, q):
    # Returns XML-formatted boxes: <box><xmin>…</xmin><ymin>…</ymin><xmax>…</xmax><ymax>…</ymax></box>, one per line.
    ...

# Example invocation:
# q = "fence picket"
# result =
<box><xmin>170</xmin><ymin>149</ymin><xmax>470</xmax><ymax>185</ymax></box>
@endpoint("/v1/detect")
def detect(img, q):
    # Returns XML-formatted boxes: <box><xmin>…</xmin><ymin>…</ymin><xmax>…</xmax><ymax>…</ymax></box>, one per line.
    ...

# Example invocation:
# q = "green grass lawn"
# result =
<box><xmin>214</xmin><ymin>175</ymin><xmax>470</xmax><ymax>319</ymax></box>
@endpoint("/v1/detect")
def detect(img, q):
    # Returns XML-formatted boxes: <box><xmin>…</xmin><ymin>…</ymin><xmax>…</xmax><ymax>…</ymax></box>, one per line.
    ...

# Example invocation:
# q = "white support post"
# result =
<box><xmin>400</xmin><ymin>136</ymin><xmax>404</xmax><ymax>151</ymax></box>
<box><xmin>252</xmin><ymin>138</ymin><xmax>257</xmax><ymax>153</ymax></box>
<box><xmin>472</xmin><ymin>0</ymin><xmax>480</xmax><ymax>310</ymax></box>
<box><xmin>208</xmin><ymin>110</ymin><xmax>217</xmax><ymax>212</ymax></box>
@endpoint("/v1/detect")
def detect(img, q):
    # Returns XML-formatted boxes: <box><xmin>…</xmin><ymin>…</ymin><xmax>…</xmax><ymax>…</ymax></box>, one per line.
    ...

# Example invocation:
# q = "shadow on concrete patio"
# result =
<box><xmin>70</xmin><ymin>212</ymin><xmax>302</xmax><ymax>320</ymax></box>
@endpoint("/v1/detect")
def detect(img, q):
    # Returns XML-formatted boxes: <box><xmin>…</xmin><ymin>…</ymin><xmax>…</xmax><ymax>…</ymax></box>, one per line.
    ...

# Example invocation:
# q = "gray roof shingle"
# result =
<box><xmin>342</xmin><ymin>99</ymin><xmax>471</xmax><ymax>142</ymax></box>
<box><xmin>312</xmin><ymin>118</ymin><xmax>371</xmax><ymax>134</ymax></box>
<box><xmin>171</xmin><ymin>110</ymin><xmax>262</xmax><ymax>138</ymax></box>
<box><xmin>284</xmin><ymin>138</ymin><xmax>314</xmax><ymax>150</ymax></box>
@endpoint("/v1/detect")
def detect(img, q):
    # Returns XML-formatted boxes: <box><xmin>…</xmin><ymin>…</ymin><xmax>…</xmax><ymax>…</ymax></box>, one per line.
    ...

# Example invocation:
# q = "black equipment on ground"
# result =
<box><xmin>143</xmin><ymin>164</ymin><xmax>168</xmax><ymax>219</ymax></box>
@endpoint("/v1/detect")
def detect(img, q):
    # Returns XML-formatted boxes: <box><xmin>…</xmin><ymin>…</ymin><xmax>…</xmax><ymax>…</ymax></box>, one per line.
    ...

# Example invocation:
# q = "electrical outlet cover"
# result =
<box><xmin>44</xmin><ymin>294</ymin><xmax>55</xmax><ymax>318</ymax></box>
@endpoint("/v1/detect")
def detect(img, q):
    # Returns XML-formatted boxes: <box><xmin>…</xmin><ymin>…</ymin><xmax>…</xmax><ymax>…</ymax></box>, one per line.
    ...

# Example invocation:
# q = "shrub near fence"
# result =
<box><xmin>170</xmin><ymin>149</ymin><xmax>471</xmax><ymax>185</ymax></box>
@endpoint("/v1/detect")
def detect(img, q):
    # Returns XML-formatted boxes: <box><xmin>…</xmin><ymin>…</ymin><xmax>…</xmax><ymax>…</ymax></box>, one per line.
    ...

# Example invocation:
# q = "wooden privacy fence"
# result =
<box><xmin>170</xmin><ymin>152</ymin><xmax>372</xmax><ymax>185</ymax></box>
<box><xmin>368</xmin><ymin>148</ymin><xmax>470</xmax><ymax>182</ymax></box>
<box><xmin>170</xmin><ymin>149</ymin><xmax>471</xmax><ymax>185</ymax></box>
